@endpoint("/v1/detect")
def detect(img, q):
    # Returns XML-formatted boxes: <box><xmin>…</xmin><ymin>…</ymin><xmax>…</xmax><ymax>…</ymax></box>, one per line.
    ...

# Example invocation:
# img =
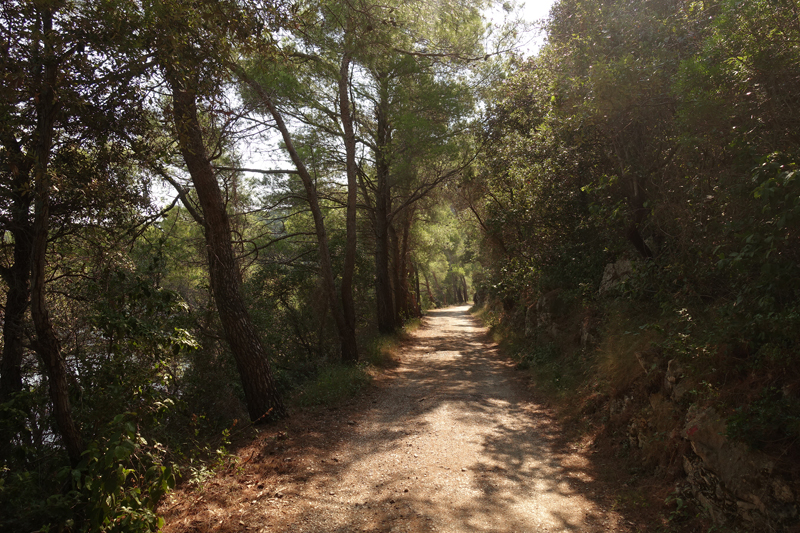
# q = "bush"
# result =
<box><xmin>0</xmin><ymin>413</ymin><xmax>174</xmax><ymax>533</ymax></box>
<box><xmin>726</xmin><ymin>387</ymin><xmax>800</xmax><ymax>451</ymax></box>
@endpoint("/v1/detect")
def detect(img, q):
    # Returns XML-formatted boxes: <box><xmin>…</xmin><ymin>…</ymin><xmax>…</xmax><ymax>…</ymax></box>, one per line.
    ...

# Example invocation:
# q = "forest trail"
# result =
<box><xmin>162</xmin><ymin>306</ymin><xmax>632</xmax><ymax>532</ymax></box>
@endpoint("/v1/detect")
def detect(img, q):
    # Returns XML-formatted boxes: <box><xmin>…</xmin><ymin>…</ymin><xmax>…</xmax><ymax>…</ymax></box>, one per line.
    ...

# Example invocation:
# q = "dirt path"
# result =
<box><xmin>162</xmin><ymin>306</ymin><xmax>632</xmax><ymax>532</ymax></box>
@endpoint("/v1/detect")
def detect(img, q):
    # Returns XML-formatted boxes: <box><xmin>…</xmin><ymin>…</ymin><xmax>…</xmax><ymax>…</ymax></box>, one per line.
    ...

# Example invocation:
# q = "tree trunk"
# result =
<box><xmin>432</xmin><ymin>271</ymin><xmax>445</xmax><ymax>305</ymax></box>
<box><xmin>374</xmin><ymin>72</ymin><xmax>396</xmax><ymax>334</ymax></box>
<box><xmin>337</xmin><ymin>53</ymin><xmax>359</xmax><ymax>363</ymax></box>
<box><xmin>238</xmin><ymin>69</ymin><xmax>357</xmax><ymax>364</ymax></box>
<box><xmin>170</xmin><ymin>79</ymin><xmax>286</xmax><ymax>422</ymax></box>
<box><xmin>375</xmin><ymin>213</ymin><xmax>396</xmax><ymax>333</ymax></box>
<box><xmin>0</xmin><ymin>172</ymin><xmax>33</xmax><ymax>402</ymax></box>
<box><xmin>389</xmin><ymin>222</ymin><xmax>403</xmax><ymax>322</ymax></box>
<box><xmin>29</xmin><ymin>10</ymin><xmax>83</xmax><ymax>465</ymax></box>
<box><xmin>229</xmin><ymin>49</ymin><xmax>360</xmax><ymax>362</ymax></box>
<box><xmin>421</xmin><ymin>269</ymin><xmax>436</xmax><ymax>307</ymax></box>
<box><xmin>394</xmin><ymin>207</ymin><xmax>414</xmax><ymax>320</ymax></box>
<box><xmin>316</xmin><ymin>294</ymin><xmax>329</xmax><ymax>356</ymax></box>
<box><xmin>0</xmin><ymin>197</ymin><xmax>33</xmax><ymax>462</ymax></box>
<box><xmin>413</xmin><ymin>262</ymin><xmax>421</xmax><ymax>317</ymax></box>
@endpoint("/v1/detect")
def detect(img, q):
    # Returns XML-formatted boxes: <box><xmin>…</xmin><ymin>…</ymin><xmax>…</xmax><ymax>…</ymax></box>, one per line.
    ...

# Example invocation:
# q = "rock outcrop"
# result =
<box><xmin>622</xmin><ymin>361</ymin><xmax>799</xmax><ymax>529</ymax></box>
<box><xmin>599</xmin><ymin>259</ymin><xmax>633</xmax><ymax>293</ymax></box>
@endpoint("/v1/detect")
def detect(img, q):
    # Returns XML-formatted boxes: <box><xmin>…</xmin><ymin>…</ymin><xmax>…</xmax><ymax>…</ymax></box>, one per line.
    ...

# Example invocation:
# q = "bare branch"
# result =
<box><xmin>151</xmin><ymin>166</ymin><xmax>206</xmax><ymax>226</ymax></box>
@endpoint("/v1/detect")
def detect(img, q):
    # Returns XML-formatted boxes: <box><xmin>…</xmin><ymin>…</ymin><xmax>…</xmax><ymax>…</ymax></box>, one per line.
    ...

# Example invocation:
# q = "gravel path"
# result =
<box><xmin>163</xmin><ymin>305</ymin><xmax>627</xmax><ymax>532</ymax></box>
<box><xmin>272</xmin><ymin>305</ymin><xmax>614</xmax><ymax>532</ymax></box>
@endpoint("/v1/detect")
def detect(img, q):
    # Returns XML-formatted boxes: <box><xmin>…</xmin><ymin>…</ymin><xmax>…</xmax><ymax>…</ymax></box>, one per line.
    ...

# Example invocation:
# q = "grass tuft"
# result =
<box><xmin>292</xmin><ymin>364</ymin><xmax>372</xmax><ymax>408</ymax></box>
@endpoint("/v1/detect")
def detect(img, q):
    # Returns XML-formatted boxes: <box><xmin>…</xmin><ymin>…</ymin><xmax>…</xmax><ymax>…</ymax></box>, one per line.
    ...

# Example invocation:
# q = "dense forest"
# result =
<box><xmin>1</xmin><ymin>0</ymin><xmax>799</xmax><ymax>530</ymax></box>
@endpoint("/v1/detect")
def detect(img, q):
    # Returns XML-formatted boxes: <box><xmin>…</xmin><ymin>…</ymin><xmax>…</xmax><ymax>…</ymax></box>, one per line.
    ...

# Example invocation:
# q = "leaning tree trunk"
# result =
<box><xmin>31</xmin><ymin>191</ymin><xmax>83</xmax><ymax>466</ymax></box>
<box><xmin>29</xmin><ymin>14</ymin><xmax>83</xmax><ymax>465</ymax></box>
<box><xmin>170</xmin><ymin>80</ymin><xmax>286</xmax><ymax>422</ymax></box>
<box><xmin>254</xmin><ymin>85</ymin><xmax>356</xmax><ymax>364</ymax></box>
<box><xmin>234</xmin><ymin>65</ymin><xmax>358</xmax><ymax>363</ymax></box>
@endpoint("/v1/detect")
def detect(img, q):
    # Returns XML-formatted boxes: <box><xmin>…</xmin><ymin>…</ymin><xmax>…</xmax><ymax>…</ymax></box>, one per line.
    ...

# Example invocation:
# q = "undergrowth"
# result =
<box><xmin>474</xmin><ymin>304</ymin><xmax>588</xmax><ymax>400</ymax></box>
<box><xmin>473</xmin><ymin>288</ymin><xmax>800</xmax><ymax>530</ymax></box>
<box><xmin>292</xmin><ymin>363</ymin><xmax>373</xmax><ymax>408</ymax></box>
<box><xmin>291</xmin><ymin>324</ymin><xmax>412</xmax><ymax>408</ymax></box>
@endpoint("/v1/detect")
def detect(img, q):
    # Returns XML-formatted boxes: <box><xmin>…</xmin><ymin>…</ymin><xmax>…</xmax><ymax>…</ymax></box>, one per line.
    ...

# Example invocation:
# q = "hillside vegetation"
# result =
<box><xmin>469</xmin><ymin>0</ymin><xmax>800</xmax><ymax>529</ymax></box>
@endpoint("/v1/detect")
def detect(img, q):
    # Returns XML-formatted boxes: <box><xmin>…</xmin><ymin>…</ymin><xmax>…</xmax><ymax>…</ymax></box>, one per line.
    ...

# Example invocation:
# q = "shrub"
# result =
<box><xmin>0</xmin><ymin>413</ymin><xmax>174</xmax><ymax>533</ymax></box>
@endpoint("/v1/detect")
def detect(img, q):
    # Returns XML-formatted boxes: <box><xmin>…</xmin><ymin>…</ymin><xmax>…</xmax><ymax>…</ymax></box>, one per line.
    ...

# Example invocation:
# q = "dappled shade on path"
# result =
<box><xmin>266</xmin><ymin>306</ymin><xmax>623</xmax><ymax>532</ymax></box>
<box><xmin>162</xmin><ymin>305</ymin><xmax>631</xmax><ymax>532</ymax></box>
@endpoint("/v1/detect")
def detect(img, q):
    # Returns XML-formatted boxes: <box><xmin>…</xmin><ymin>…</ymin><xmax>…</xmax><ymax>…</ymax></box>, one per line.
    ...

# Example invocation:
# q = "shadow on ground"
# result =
<box><xmin>161</xmin><ymin>306</ymin><xmax>641</xmax><ymax>533</ymax></box>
